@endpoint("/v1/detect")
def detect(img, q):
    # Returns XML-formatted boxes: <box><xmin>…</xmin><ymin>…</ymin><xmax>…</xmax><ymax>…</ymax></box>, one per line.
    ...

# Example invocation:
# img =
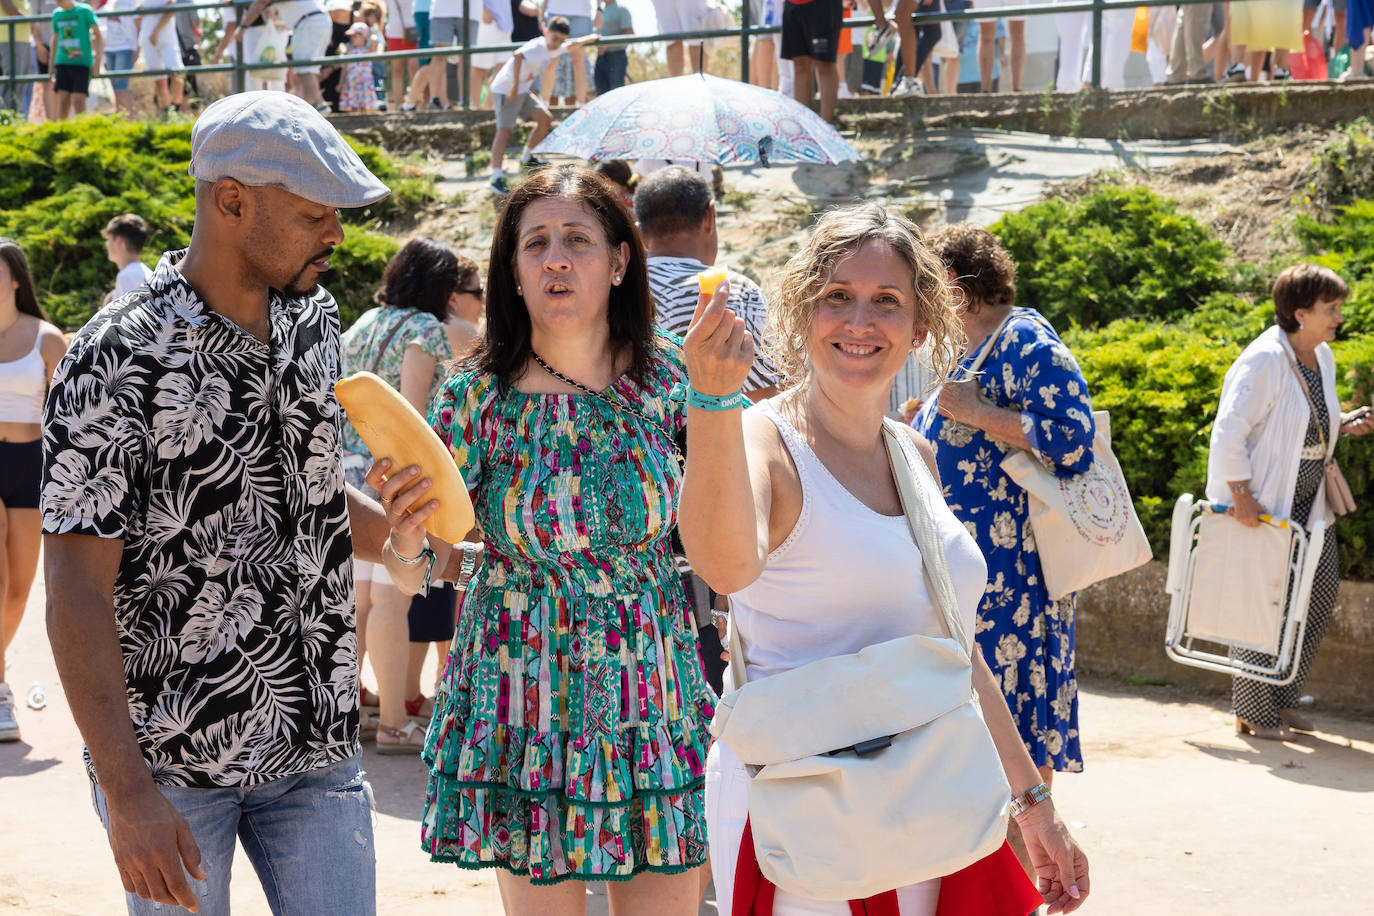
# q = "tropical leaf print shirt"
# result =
<box><xmin>40</xmin><ymin>250</ymin><xmax>360</xmax><ymax>789</ymax></box>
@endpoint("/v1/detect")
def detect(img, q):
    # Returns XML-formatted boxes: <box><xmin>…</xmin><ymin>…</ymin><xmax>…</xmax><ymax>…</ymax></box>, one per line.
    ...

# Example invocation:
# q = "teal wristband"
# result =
<box><xmin>671</xmin><ymin>383</ymin><xmax>750</xmax><ymax>411</ymax></box>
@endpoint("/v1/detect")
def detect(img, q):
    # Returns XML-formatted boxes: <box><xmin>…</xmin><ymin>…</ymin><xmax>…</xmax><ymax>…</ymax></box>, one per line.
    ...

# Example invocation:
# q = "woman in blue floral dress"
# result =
<box><xmin>913</xmin><ymin>224</ymin><xmax>1095</xmax><ymax>779</ymax></box>
<box><xmin>375</xmin><ymin>167</ymin><xmax>714</xmax><ymax>913</ymax></box>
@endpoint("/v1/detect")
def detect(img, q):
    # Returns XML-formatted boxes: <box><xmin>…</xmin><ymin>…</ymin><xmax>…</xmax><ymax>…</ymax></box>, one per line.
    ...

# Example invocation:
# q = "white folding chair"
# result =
<box><xmin>1164</xmin><ymin>494</ymin><xmax>1326</xmax><ymax>686</ymax></box>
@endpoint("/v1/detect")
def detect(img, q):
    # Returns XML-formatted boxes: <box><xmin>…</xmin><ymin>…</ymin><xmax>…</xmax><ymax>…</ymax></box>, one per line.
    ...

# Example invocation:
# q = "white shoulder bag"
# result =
<box><xmin>961</xmin><ymin>313</ymin><xmax>1152</xmax><ymax>601</ymax></box>
<box><xmin>709</xmin><ymin>422</ymin><xmax>1010</xmax><ymax>901</ymax></box>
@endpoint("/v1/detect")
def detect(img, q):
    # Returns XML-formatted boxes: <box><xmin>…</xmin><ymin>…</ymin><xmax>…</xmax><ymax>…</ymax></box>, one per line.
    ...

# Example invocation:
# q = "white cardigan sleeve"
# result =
<box><xmin>1209</xmin><ymin>348</ymin><xmax>1281</xmax><ymax>485</ymax></box>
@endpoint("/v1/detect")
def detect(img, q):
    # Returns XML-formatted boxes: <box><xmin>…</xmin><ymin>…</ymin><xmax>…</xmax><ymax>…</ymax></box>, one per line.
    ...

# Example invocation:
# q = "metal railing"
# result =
<box><xmin>2</xmin><ymin>0</ymin><xmax>1269</xmax><ymax>115</ymax></box>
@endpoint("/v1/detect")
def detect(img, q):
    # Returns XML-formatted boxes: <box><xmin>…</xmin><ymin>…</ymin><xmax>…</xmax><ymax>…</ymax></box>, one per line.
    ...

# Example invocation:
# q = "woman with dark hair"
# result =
<box><xmin>374</xmin><ymin>166</ymin><xmax>714</xmax><ymax>912</ymax></box>
<box><xmin>1208</xmin><ymin>263</ymin><xmax>1374</xmax><ymax>739</ymax></box>
<box><xmin>445</xmin><ymin>252</ymin><xmax>485</xmax><ymax>360</ymax></box>
<box><xmin>913</xmin><ymin>223</ymin><xmax>1095</xmax><ymax>870</ymax></box>
<box><xmin>341</xmin><ymin>235</ymin><xmax>467</xmax><ymax>753</ymax></box>
<box><xmin>0</xmin><ymin>239</ymin><xmax>67</xmax><ymax>743</ymax></box>
<box><xmin>594</xmin><ymin>158</ymin><xmax>636</xmax><ymax>208</ymax></box>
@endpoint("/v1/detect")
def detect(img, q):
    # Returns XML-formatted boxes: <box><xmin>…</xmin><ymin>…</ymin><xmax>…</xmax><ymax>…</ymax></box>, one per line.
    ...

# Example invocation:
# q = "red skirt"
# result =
<box><xmin>731</xmin><ymin>818</ymin><xmax>1042</xmax><ymax>916</ymax></box>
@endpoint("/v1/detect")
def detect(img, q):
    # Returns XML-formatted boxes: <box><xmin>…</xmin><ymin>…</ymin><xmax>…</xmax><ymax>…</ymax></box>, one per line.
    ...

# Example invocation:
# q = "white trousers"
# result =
<box><xmin>1055</xmin><ymin>9</ymin><xmax>1089</xmax><ymax>91</ymax></box>
<box><xmin>1080</xmin><ymin>8</ymin><xmax>1136</xmax><ymax>89</ymax></box>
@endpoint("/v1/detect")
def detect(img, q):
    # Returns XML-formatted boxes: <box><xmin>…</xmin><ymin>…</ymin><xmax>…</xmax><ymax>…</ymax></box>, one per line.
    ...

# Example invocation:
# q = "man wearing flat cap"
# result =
<box><xmin>41</xmin><ymin>91</ymin><xmax>403</xmax><ymax>915</ymax></box>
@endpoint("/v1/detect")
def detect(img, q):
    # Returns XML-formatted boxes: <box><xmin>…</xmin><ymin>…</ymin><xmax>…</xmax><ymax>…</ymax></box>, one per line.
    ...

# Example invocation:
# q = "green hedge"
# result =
<box><xmin>990</xmin><ymin>185</ymin><xmax>1232</xmax><ymax>330</ymax></box>
<box><xmin>0</xmin><ymin>116</ymin><xmax>433</xmax><ymax>331</ymax></box>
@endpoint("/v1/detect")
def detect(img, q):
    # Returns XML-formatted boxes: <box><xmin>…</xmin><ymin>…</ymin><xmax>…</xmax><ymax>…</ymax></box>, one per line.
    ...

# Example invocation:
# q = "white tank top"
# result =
<box><xmin>0</xmin><ymin>327</ymin><xmax>47</xmax><ymax>425</ymax></box>
<box><xmin>727</xmin><ymin>400</ymin><xmax>988</xmax><ymax>686</ymax></box>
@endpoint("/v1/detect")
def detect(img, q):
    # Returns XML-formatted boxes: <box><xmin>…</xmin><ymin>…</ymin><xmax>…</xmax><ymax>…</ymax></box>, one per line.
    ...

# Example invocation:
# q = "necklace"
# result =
<box><xmin>529</xmin><ymin>350</ymin><xmax>683</xmax><ymax>464</ymax></box>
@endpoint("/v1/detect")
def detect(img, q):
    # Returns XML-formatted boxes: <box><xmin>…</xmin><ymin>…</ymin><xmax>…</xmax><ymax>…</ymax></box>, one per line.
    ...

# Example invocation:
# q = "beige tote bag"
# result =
<box><xmin>961</xmin><ymin>313</ymin><xmax>1152</xmax><ymax>601</ymax></box>
<box><xmin>709</xmin><ymin>422</ymin><xmax>1010</xmax><ymax>901</ymax></box>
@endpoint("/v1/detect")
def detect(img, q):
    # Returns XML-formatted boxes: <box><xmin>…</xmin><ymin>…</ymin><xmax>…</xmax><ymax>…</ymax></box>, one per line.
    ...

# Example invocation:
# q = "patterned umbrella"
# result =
<box><xmin>535</xmin><ymin>73</ymin><xmax>860</xmax><ymax>166</ymax></box>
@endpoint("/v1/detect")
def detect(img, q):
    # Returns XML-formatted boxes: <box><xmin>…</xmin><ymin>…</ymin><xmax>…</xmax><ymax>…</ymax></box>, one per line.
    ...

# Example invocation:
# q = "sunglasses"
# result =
<box><xmin>458</xmin><ymin>284</ymin><xmax>484</xmax><ymax>297</ymax></box>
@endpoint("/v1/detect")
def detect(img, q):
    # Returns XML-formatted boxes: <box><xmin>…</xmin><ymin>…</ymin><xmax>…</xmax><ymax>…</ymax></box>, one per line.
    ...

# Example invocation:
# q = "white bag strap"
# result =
<box><xmin>882</xmin><ymin>421</ymin><xmax>972</xmax><ymax>656</ymax></box>
<box><xmin>727</xmin><ymin>421</ymin><xmax>972</xmax><ymax>688</ymax></box>
<box><xmin>960</xmin><ymin>310</ymin><xmax>1017</xmax><ymax>379</ymax></box>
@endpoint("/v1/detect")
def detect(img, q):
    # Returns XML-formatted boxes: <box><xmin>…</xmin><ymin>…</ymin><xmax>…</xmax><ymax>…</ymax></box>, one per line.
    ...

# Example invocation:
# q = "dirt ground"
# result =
<box><xmin>398</xmin><ymin>124</ymin><xmax>1325</xmax><ymax>302</ymax></box>
<box><xmin>4</xmin><ymin>556</ymin><xmax>1374</xmax><ymax>916</ymax></box>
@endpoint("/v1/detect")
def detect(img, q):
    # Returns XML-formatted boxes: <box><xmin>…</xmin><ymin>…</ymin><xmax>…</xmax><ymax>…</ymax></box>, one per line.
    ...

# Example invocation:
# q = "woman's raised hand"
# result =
<box><xmin>683</xmin><ymin>281</ymin><xmax>754</xmax><ymax>397</ymax></box>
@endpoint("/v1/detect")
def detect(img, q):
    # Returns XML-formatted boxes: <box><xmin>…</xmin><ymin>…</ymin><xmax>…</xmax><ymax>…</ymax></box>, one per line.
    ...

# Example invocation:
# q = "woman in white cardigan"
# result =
<box><xmin>1206</xmin><ymin>264</ymin><xmax>1374</xmax><ymax>740</ymax></box>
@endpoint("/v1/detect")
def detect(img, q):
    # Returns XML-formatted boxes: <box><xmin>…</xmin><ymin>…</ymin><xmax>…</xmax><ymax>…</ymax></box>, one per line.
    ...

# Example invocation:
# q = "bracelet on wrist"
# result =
<box><xmin>386</xmin><ymin>536</ymin><xmax>437</xmax><ymax>596</ymax></box>
<box><xmin>390</xmin><ymin>535</ymin><xmax>432</xmax><ymax>565</ymax></box>
<box><xmin>1009</xmin><ymin>782</ymin><xmax>1051</xmax><ymax>819</ymax></box>
<box><xmin>1229</xmin><ymin>481</ymin><xmax>1250</xmax><ymax>494</ymax></box>
<box><xmin>670</xmin><ymin>382</ymin><xmax>750</xmax><ymax>412</ymax></box>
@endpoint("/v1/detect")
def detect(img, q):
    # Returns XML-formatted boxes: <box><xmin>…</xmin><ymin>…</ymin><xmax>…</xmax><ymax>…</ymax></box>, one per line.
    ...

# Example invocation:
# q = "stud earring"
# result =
<box><xmin>516</xmin><ymin>286</ymin><xmax>523</xmax><ymax>296</ymax></box>
<box><xmin>1300</xmin><ymin>321</ymin><xmax>1305</xmax><ymax>329</ymax></box>
<box><xmin>614</xmin><ymin>275</ymin><xmax>622</xmax><ymax>284</ymax></box>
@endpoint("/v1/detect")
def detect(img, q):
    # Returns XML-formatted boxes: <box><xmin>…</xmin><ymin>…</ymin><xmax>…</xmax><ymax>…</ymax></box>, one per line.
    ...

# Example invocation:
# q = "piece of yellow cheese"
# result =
<box><xmin>335</xmin><ymin>371</ymin><xmax>476</xmax><ymax>544</ymax></box>
<box><xmin>697</xmin><ymin>267</ymin><xmax>728</xmax><ymax>297</ymax></box>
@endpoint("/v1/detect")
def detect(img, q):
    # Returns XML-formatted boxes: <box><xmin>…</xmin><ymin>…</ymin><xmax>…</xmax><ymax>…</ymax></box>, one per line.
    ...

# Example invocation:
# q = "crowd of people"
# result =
<box><xmin>6</xmin><ymin>0</ymin><xmax>1373</xmax><ymax>127</ymax></box>
<box><xmin>0</xmin><ymin>65</ymin><xmax>1363</xmax><ymax>913</ymax></box>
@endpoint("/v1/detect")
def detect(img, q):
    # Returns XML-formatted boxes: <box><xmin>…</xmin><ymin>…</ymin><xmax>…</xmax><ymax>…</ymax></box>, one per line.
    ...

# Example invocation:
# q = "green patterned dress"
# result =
<box><xmin>420</xmin><ymin>335</ymin><xmax>715</xmax><ymax>883</ymax></box>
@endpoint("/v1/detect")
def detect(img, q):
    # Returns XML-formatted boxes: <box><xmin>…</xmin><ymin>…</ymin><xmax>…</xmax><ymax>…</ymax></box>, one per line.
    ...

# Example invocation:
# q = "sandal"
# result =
<box><xmin>359</xmin><ymin>711</ymin><xmax>379</xmax><ymax>740</ymax></box>
<box><xmin>360</xmin><ymin>686</ymin><xmax>380</xmax><ymax>713</ymax></box>
<box><xmin>405</xmin><ymin>693</ymin><xmax>435</xmax><ymax>721</ymax></box>
<box><xmin>375</xmin><ymin>720</ymin><xmax>426</xmax><ymax>755</ymax></box>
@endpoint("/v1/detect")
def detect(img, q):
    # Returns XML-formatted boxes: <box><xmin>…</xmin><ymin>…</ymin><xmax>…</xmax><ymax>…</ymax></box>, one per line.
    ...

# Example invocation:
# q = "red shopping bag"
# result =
<box><xmin>1289</xmin><ymin>31</ymin><xmax>1328</xmax><ymax>80</ymax></box>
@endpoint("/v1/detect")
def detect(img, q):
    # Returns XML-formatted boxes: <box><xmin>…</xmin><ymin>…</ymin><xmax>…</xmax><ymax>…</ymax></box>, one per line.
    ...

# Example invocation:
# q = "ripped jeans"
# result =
<box><xmin>91</xmin><ymin>754</ymin><xmax>376</xmax><ymax>915</ymax></box>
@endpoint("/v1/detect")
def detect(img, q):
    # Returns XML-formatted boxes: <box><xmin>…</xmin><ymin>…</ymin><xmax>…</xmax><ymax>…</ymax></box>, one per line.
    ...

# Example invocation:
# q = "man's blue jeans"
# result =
<box><xmin>92</xmin><ymin>754</ymin><xmax>376</xmax><ymax>916</ymax></box>
<box><xmin>594</xmin><ymin>49</ymin><xmax>629</xmax><ymax>94</ymax></box>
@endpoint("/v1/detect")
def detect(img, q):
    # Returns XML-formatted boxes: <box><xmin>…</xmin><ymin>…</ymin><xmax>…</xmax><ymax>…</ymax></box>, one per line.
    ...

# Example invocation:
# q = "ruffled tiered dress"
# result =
<box><xmin>421</xmin><ymin>340</ymin><xmax>715</xmax><ymax>884</ymax></box>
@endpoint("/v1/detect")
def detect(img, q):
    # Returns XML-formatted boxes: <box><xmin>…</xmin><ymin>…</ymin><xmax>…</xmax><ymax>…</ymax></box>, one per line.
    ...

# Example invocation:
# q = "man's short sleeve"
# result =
<box><xmin>41</xmin><ymin>334</ymin><xmax>148</xmax><ymax>539</ymax></box>
<box><xmin>731</xmin><ymin>273</ymin><xmax>783</xmax><ymax>389</ymax></box>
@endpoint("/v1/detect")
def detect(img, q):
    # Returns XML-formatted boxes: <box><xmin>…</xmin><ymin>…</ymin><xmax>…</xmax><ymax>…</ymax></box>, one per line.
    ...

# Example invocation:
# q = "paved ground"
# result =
<box><xmin>4</xmin><ymin>557</ymin><xmax>1374</xmax><ymax>916</ymax></box>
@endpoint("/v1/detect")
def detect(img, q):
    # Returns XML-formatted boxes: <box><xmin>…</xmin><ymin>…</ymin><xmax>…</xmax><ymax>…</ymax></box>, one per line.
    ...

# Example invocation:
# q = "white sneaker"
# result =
<box><xmin>891</xmin><ymin>76</ymin><xmax>925</xmax><ymax>98</ymax></box>
<box><xmin>0</xmin><ymin>684</ymin><xmax>19</xmax><ymax>743</ymax></box>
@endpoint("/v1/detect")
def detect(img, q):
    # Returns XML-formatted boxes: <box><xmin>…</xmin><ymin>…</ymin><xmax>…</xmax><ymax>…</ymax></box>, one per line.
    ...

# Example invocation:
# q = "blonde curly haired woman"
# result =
<box><xmin>679</xmin><ymin>205</ymin><xmax>1089</xmax><ymax>915</ymax></box>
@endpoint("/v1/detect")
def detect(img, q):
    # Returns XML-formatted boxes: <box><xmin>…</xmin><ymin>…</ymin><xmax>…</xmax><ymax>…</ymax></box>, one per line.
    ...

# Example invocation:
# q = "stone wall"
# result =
<box><xmin>1076</xmin><ymin>560</ymin><xmax>1374</xmax><ymax>717</ymax></box>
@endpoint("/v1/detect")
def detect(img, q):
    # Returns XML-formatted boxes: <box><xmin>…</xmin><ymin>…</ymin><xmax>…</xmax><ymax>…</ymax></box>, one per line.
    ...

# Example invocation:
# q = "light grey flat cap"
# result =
<box><xmin>189</xmin><ymin>91</ymin><xmax>391</xmax><ymax>208</ymax></box>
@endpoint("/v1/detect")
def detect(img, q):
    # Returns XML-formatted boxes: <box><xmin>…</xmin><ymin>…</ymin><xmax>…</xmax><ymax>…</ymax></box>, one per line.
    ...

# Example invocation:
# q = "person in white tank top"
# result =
<box><xmin>0</xmin><ymin>239</ymin><xmax>68</xmax><ymax>745</ymax></box>
<box><xmin>677</xmin><ymin>206</ymin><xmax>1090</xmax><ymax>915</ymax></box>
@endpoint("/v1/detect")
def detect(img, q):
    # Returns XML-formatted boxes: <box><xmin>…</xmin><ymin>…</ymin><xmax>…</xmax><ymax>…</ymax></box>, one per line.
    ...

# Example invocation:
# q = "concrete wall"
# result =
<box><xmin>845</xmin><ymin>81</ymin><xmax>1374</xmax><ymax>140</ymax></box>
<box><xmin>1076</xmin><ymin>560</ymin><xmax>1374</xmax><ymax>717</ymax></box>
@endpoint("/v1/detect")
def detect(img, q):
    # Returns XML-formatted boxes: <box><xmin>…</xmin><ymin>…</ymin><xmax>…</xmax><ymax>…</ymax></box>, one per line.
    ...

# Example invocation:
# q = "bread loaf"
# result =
<box><xmin>335</xmin><ymin>371</ymin><xmax>476</xmax><ymax>544</ymax></box>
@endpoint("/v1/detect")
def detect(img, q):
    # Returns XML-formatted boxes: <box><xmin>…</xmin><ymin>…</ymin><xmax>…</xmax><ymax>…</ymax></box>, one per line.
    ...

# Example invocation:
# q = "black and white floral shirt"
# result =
<box><xmin>41</xmin><ymin>250</ymin><xmax>359</xmax><ymax>789</ymax></box>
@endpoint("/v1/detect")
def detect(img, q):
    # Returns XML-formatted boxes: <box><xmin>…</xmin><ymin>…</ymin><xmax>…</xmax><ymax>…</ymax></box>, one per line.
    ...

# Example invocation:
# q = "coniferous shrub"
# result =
<box><xmin>991</xmin><ymin>186</ymin><xmax>1232</xmax><ymax>330</ymax></box>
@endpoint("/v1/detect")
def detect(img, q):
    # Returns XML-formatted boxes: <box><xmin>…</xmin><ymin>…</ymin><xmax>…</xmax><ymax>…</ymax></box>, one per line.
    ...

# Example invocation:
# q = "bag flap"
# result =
<box><xmin>710</xmin><ymin>634</ymin><xmax>974</xmax><ymax>766</ymax></box>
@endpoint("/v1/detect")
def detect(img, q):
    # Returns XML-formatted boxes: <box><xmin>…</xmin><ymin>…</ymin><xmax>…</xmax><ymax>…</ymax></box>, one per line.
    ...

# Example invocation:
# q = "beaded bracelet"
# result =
<box><xmin>670</xmin><ymin>382</ymin><xmax>750</xmax><ymax>412</ymax></box>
